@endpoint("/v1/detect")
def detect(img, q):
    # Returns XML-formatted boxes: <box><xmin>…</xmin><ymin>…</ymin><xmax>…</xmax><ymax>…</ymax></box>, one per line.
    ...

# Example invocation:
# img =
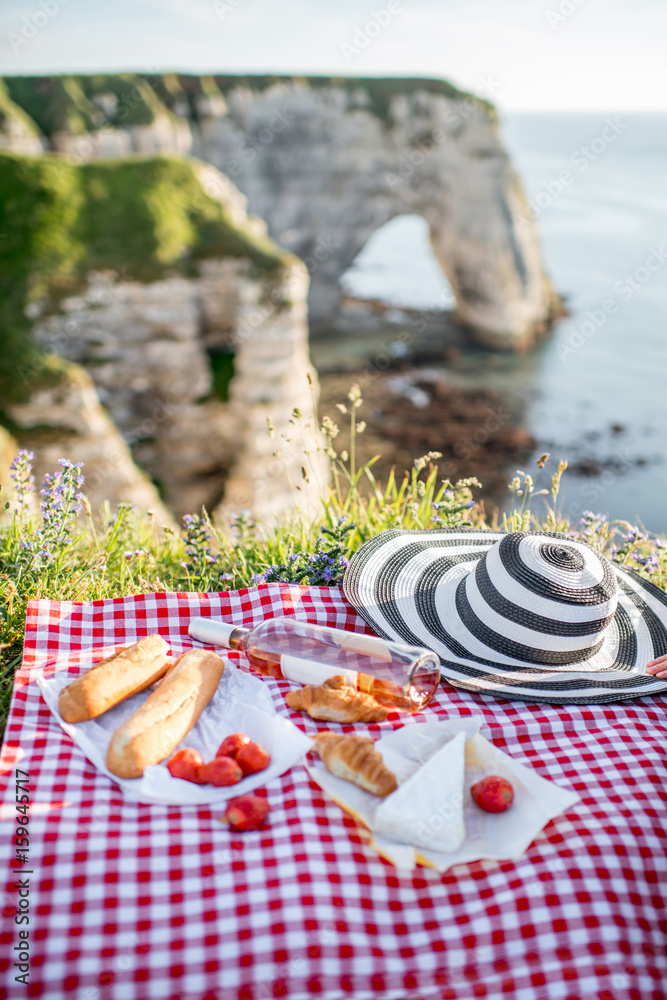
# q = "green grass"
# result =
<box><xmin>3</xmin><ymin>73</ymin><xmax>494</xmax><ymax>137</ymax></box>
<box><xmin>78</xmin><ymin>73</ymin><xmax>174</xmax><ymax>128</ymax></box>
<box><xmin>145</xmin><ymin>72</ymin><xmax>190</xmax><ymax>116</ymax></box>
<box><xmin>3</xmin><ymin>73</ymin><xmax>177</xmax><ymax>135</ymax></box>
<box><xmin>0</xmin><ymin>78</ymin><xmax>41</xmax><ymax>135</ymax></box>
<box><xmin>0</xmin><ymin>150</ymin><xmax>291</xmax><ymax>408</ymax></box>
<box><xmin>2</xmin><ymin>385</ymin><xmax>666</xmax><ymax>740</ymax></box>
<box><xmin>4</xmin><ymin>75</ymin><xmax>100</xmax><ymax>138</ymax></box>
<box><xmin>207</xmin><ymin>74</ymin><xmax>490</xmax><ymax>122</ymax></box>
<box><xmin>209</xmin><ymin>351</ymin><xmax>236</xmax><ymax>402</ymax></box>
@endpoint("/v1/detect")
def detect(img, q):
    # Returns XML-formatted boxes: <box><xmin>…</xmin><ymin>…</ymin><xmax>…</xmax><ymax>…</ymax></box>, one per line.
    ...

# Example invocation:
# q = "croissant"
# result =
<box><xmin>312</xmin><ymin>731</ymin><xmax>397</xmax><ymax>797</ymax></box>
<box><xmin>285</xmin><ymin>675</ymin><xmax>388</xmax><ymax>723</ymax></box>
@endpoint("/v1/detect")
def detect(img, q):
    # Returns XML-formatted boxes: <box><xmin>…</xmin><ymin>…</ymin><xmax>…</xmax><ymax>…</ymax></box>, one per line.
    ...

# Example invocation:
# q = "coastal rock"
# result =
<box><xmin>52</xmin><ymin>116</ymin><xmax>192</xmax><ymax>160</ymax></box>
<box><xmin>4</xmin><ymin>74</ymin><xmax>558</xmax><ymax>350</ymax></box>
<box><xmin>0</xmin><ymin>153</ymin><xmax>326</xmax><ymax>524</ymax></box>
<box><xmin>0</xmin><ymin>426</ymin><xmax>18</xmax><ymax>490</ymax></box>
<box><xmin>30</xmin><ymin>260</ymin><xmax>324</xmax><ymax>522</ymax></box>
<box><xmin>193</xmin><ymin>79</ymin><xmax>556</xmax><ymax>348</ymax></box>
<box><xmin>5</xmin><ymin>363</ymin><xmax>175</xmax><ymax>526</ymax></box>
<box><xmin>218</xmin><ymin>261</ymin><xmax>325</xmax><ymax>526</ymax></box>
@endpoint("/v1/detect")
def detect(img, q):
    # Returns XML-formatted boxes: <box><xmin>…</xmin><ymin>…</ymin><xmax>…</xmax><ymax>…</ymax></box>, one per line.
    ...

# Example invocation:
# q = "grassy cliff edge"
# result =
<box><xmin>0</xmin><ymin>151</ymin><xmax>290</xmax><ymax>408</ymax></box>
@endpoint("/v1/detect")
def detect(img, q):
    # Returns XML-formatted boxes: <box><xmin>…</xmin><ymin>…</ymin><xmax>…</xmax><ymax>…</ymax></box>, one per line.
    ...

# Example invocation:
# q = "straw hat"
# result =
<box><xmin>343</xmin><ymin>528</ymin><xmax>667</xmax><ymax>704</ymax></box>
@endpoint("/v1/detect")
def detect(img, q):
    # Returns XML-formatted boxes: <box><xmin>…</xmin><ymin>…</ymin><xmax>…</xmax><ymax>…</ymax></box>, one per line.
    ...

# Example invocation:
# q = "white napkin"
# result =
<box><xmin>306</xmin><ymin>719</ymin><xmax>579</xmax><ymax>872</ymax></box>
<box><xmin>374</xmin><ymin>731</ymin><xmax>467</xmax><ymax>853</ymax></box>
<box><xmin>38</xmin><ymin>658</ymin><xmax>313</xmax><ymax>806</ymax></box>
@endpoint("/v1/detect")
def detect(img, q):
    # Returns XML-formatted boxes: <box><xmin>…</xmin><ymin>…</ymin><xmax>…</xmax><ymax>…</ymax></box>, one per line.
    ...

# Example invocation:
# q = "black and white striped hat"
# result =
<box><xmin>343</xmin><ymin>528</ymin><xmax>667</xmax><ymax>705</ymax></box>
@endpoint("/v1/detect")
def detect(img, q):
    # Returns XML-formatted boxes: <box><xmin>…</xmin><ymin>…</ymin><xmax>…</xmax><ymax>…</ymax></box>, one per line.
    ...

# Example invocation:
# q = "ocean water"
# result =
<box><xmin>340</xmin><ymin>214</ymin><xmax>456</xmax><ymax>309</ymax></box>
<box><xmin>340</xmin><ymin>112</ymin><xmax>667</xmax><ymax>533</ymax></box>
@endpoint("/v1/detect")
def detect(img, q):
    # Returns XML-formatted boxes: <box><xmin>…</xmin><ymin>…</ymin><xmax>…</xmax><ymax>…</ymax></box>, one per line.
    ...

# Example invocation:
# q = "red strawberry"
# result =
<box><xmin>223</xmin><ymin>795</ymin><xmax>270</xmax><ymax>831</ymax></box>
<box><xmin>199</xmin><ymin>756</ymin><xmax>243</xmax><ymax>787</ymax></box>
<box><xmin>167</xmin><ymin>748</ymin><xmax>206</xmax><ymax>784</ymax></box>
<box><xmin>236</xmin><ymin>741</ymin><xmax>271</xmax><ymax>776</ymax></box>
<box><xmin>216</xmin><ymin>732</ymin><xmax>251</xmax><ymax>759</ymax></box>
<box><xmin>471</xmin><ymin>776</ymin><xmax>514</xmax><ymax>813</ymax></box>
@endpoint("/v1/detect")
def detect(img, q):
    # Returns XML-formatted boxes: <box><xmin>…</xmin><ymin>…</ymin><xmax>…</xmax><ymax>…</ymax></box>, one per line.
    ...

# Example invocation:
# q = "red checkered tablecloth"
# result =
<box><xmin>1</xmin><ymin>584</ymin><xmax>666</xmax><ymax>1000</ymax></box>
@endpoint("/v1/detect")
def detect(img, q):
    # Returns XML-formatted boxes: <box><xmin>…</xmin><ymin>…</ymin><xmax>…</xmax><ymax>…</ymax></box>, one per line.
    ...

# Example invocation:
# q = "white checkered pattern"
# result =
<box><xmin>1</xmin><ymin>584</ymin><xmax>666</xmax><ymax>999</ymax></box>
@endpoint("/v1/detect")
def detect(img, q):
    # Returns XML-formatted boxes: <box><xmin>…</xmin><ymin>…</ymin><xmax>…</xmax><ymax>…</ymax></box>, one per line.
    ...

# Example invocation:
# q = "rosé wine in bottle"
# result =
<box><xmin>188</xmin><ymin>616</ymin><xmax>440</xmax><ymax>712</ymax></box>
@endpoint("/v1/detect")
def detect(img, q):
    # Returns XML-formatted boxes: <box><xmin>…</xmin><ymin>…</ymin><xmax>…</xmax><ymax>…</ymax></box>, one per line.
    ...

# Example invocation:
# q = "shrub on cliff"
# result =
<box><xmin>0</xmin><ymin>150</ymin><xmax>290</xmax><ymax>409</ymax></box>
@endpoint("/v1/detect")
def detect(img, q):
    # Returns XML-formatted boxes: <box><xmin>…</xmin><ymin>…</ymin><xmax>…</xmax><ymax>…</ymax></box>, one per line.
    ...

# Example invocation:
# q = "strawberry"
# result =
<box><xmin>199</xmin><ymin>756</ymin><xmax>243</xmax><ymax>787</ymax></box>
<box><xmin>216</xmin><ymin>732</ymin><xmax>251</xmax><ymax>759</ymax></box>
<box><xmin>167</xmin><ymin>748</ymin><xmax>206</xmax><ymax>784</ymax></box>
<box><xmin>470</xmin><ymin>776</ymin><xmax>514</xmax><ymax>813</ymax></box>
<box><xmin>236</xmin><ymin>741</ymin><xmax>271</xmax><ymax>776</ymax></box>
<box><xmin>223</xmin><ymin>795</ymin><xmax>270</xmax><ymax>831</ymax></box>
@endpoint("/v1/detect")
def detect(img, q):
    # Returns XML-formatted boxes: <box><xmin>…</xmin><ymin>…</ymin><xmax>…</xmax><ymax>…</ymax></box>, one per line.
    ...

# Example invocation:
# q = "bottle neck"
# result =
<box><xmin>228</xmin><ymin>626</ymin><xmax>249</xmax><ymax>650</ymax></box>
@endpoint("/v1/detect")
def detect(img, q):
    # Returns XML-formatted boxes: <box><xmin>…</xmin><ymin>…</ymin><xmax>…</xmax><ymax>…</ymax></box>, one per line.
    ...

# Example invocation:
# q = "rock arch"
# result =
<box><xmin>191</xmin><ymin>77</ymin><xmax>558</xmax><ymax>348</ymax></box>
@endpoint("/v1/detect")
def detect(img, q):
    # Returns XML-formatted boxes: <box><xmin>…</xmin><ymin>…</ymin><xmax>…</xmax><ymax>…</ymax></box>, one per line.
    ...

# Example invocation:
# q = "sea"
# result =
<box><xmin>338</xmin><ymin>112</ymin><xmax>667</xmax><ymax>534</ymax></box>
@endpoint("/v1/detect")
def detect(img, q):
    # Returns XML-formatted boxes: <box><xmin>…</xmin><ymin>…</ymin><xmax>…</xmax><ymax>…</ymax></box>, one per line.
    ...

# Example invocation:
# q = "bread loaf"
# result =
<box><xmin>58</xmin><ymin>634</ymin><xmax>170</xmax><ymax>723</ymax></box>
<box><xmin>106</xmin><ymin>648</ymin><xmax>225</xmax><ymax>778</ymax></box>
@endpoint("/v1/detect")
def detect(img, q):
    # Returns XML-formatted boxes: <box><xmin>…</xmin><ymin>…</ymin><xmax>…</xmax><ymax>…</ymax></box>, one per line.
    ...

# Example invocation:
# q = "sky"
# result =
<box><xmin>0</xmin><ymin>0</ymin><xmax>664</xmax><ymax>112</ymax></box>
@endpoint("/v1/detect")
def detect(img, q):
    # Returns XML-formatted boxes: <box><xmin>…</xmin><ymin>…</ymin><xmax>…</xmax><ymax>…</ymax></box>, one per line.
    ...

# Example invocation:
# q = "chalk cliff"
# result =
<box><xmin>191</xmin><ymin>77</ymin><xmax>557</xmax><ymax>347</ymax></box>
<box><xmin>6</xmin><ymin>361</ymin><xmax>175</xmax><ymax>525</ymax></box>
<box><xmin>3</xmin><ymin>73</ymin><xmax>558</xmax><ymax>349</ymax></box>
<box><xmin>0</xmin><ymin>152</ymin><xmax>325</xmax><ymax>523</ymax></box>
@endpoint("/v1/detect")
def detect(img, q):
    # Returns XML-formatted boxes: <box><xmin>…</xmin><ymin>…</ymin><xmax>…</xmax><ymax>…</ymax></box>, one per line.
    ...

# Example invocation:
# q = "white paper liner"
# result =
<box><xmin>38</xmin><ymin>657</ymin><xmax>313</xmax><ymax>806</ymax></box>
<box><xmin>306</xmin><ymin>719</ymin><xmax>580</xmax><ymax>872</ymax></box>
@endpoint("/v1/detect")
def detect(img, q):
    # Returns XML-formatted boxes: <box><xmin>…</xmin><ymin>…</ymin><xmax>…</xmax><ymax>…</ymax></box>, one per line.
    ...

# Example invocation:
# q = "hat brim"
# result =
<box><xmin>343</xmin><ymin>528</ymin><xmax>667</xmax><ymax>705</ymax></box>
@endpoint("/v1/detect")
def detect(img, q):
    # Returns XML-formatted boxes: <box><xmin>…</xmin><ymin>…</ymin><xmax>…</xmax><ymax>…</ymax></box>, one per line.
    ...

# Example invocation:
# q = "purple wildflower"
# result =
<box><xmin>258</xmin><ymin>518</ymin><xmax>354</xmax><ymax>586</ymax></box>
<box><xmin>10</xmin><ymin>450</ymin><xmax>35</xmax><ymax>511</ymax></box>
<box><xmin>181</xmin><ymin>512</ymin><xmax>222</xmax><ymax>585</ymax></box>
<box><xmin>20</xmin><ymin>458</ymin><xmax>86</xmax><ymax>565</ymax></box>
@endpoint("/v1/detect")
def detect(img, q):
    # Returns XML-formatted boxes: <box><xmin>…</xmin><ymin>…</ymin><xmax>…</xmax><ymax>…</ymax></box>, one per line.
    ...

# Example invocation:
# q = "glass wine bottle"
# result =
<box><xmin>188</xmin><ymin>616</ymin><xmax>440</xmax><ymax>712</ymax></box>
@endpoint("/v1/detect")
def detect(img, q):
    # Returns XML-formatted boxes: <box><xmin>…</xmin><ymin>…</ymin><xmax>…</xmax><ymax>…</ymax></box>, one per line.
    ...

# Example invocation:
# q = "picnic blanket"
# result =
<box><xmin>1</xmin><ymin>583</ymin><xmax>666</xmax><ymax>1000</ymax></box>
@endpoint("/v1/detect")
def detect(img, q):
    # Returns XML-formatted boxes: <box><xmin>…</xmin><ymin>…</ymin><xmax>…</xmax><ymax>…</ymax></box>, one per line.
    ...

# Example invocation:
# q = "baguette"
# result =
<box><xmin>106</xmin><ymin>648</ymin><xmax>225</xmax><ymax>778</ymax></box>
<box><xmin>59</xmin><ymin>634</ymin><xmax>170</xmax><ymax>723</ymax></box>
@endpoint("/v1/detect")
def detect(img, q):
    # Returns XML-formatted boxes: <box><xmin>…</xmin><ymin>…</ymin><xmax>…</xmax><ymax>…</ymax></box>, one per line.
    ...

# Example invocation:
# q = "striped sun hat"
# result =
<box><xmin>343</xmin><ymin>528</ymin><xmax>667</xmax><ymax>705</ymax></box>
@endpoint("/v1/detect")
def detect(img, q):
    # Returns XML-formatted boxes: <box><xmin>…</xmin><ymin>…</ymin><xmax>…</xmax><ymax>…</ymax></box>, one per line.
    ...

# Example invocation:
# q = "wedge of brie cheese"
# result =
<box><xmin>374</xmin><ymin>731</ymin><xmax>467</xmax><ymax>853</ymax></box>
